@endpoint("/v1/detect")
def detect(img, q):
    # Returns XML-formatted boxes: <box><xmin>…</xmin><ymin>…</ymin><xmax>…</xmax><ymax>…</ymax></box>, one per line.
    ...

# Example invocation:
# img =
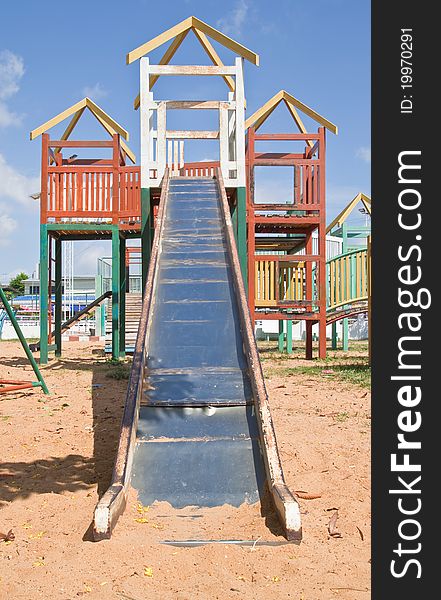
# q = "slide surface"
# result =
<box><xmin>94</xmin><ymin>173</ymin><xmax>300</xmax><ymax>541</ymax></box>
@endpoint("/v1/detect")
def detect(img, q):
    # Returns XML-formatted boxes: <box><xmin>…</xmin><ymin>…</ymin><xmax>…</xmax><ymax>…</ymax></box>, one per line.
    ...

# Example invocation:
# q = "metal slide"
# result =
<box><xmin>93</xmin><ymin>170</ymin><xmax>301</xmax><ymax>541</ymax></box>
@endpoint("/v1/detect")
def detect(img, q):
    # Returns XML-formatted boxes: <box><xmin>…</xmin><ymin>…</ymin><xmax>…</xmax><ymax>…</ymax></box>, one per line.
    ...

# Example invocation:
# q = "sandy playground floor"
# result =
<box><xmin>0</xmin><ymin>340</ymin><xmax>370</xmax><ymax>599</ymax></box>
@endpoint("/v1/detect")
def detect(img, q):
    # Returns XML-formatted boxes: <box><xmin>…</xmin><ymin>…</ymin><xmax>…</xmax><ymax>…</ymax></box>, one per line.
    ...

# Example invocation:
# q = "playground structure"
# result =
<box><xmin>245</xmin><ymin>91</ymin><xmax>336</xmax><ymax>359</ymax></box>
<box><xmin>326</xmin><ymin>193</ymin><xmax>371</xmax><ymax>352</ymax></box>
<box><xmin>26</xmin><ymin>16</ymin><xmax>370</xmax><ymax>540</ymax></box>
<box><xmin>0</xmin><ymin>287</ymin><xmax>48</xmax><ymax>395</ymax></box>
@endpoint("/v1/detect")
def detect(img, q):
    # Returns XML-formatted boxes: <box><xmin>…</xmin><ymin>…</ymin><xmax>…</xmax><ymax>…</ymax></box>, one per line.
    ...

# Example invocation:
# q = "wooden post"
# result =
<box><xmin>234</xmin><ymin>57</ymin><xmax>246</xmax><ymax>188</ymax></box>
<box><xmin>341</xmin><ymin>221</ymin><xmax>349</xmax><ymax>351</ymax></box>
<box><xmin>278</xmin><ymin>320</ymin><xmax>284</xmax><ymax>352</ymax></box>
<box><xmin>39</xmin><ymin>224</ymin><xmax>49</xmax><ymax>364</ymax></box>
<box><xmin>141</xmin><ymin>188</ymin><xmax>151</xmax><ymax>293</ymax></box>
<box><xmin>305</xmin><ymin>231</ymin><xmax>313</xmax><ymax>360</ymax></box>
<box><xmin>219</xmin><ymin>105</ymin><xmax>228</xmax><ymax>178</ymax></box>
<box><xmin>236</xmin><ymin>186</ymin><xmax>247</xmax><ymax>284</ymax></box>
<box><xmin>111</xmin><ymin>227</ymin><xmax>120</xmax><ymax>360</ymax></box>
<box><xmin>40</xmin><ymin>134</ymin><xmax>49</xmax><ymax>226</ymax></box>
<box><xmin>54</xmin><ymin>237</ymin><xmax>62</xmax><ymax>357</ymax></box>
<box><xmin>318</xmin><ymin>128</ymin><xmax>327</xmax><ymax>359</ymax></box>
<box><xmin>306</xmin><ymin>321</ymin><xmax>313</xmax><ymax>360</ymax></box>
<box><xmin>140</xmin><ymin>57</ymin><xmax>150</xmax><ymax>189</ymax></box>
<box><xmin>331</xmin><ymin>322</ymin><xmax>338</xmax><ymax>350</ymax></box>
<box><xmin>157</xmin><ymin>102</ymin><xmax>167</xmax><ymax>182</ymax></box>
<box><xmin>112</xmin><ymin>134</ymin><xmax>120</xmax><ymax>224</ymax></box>
<box><xmin>119</xmin><ymin>234</ymin><xmax>126</xmax><ymax>358</ymax></box>
<box><xmin>95</xmin><ymin>274</ymin><xmax>103</xmax><ymax>337</ymax></box>
<box><xmin>48</xmin><ymin>234</ymin><xmax>53</xmax><ymax>345</ymax></box>
<box><xmin>286</xmin><ymin>320</ymin><xmax>293</xmax><ymax>354</ymax></box>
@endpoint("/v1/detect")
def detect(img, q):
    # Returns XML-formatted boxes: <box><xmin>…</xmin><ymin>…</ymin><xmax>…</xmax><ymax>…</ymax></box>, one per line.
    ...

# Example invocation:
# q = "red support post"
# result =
<box><xmin>318</xmin><ymin>127</ymin><xmax>327</xmax><ymax>359</ymax></box>
<box><xmin>305</xmin><ymin>230</ymin><xmax>314</xmax><ymax>359</ymax></box>
<box><xmin>306</xmin><ymin>321</ymin><xmax>313</xmax><ymax>360</ymax></box>
<box><xmin>41</xmin><ymin>134</ymin><xmax>49</xmax><ymax>225</ymax></box>
<box><xmin>112</xmin><ymin>134</ymin><xmax>120</xmax><ymax>225</ymax></box>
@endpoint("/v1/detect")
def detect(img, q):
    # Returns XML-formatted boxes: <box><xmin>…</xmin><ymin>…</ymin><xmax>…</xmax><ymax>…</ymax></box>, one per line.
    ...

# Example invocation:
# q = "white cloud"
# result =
<box><xmin>0</xmin><ymin>49</ymin><xmax>25</xmax><ymax>127</ymax></box>
<box><xmin>82</xmin><ymin>82</ymin><xmax>108</xmax><ymax>101</ymax></box>
<box><xmin>356</xmin><ymin>146</ymin><xmax>371</xmax><ymax>163</ymax></box>
<box><xmin>0</xmin><ymin>202</ymin><xmax>18</xmax><ymax>247</ymax></box>
<box><xmin>217</xmin><ymin>0</ymin><xmax>249</xmax><ymax>36</ymax></box>
<box><xmin>75</xmin><ymin>243</ymin><xmax>110</xmax><ymax>275</ymax></box>
<box><xmin>0</xmin><ymin>50</ymin><xmax>24</xmax><ymax>99</ymax></box>
<box><xmin>0</xmin><ymin>153</ymin><xmax>40</xmax><ymax>207</ymax></box>
<box><xmin>0</xmin><ymin>102</ymin><xmax>22</xmax><ymax>127</ymax></box>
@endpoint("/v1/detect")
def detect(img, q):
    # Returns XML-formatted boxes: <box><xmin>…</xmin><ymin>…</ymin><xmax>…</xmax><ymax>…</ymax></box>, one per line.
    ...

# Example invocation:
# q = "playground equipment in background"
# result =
<box><xmin>254</xmin><ymin>192</ymin><xmax>371</xmax><ymax>354</ymax></box>
<box><xmin>0</xmin><ymin>287</ymin><xmax>49</xmax><ymax>395</ymax></box>
<box><xmin>326</xmin><ymin>193</ymin><xmax>371</xmax><ymax>351</ymax></box>
<box><xmin>0</xmin><ymin>303</ymin><xmax>15</xmax><ymax>338</ymax></box>
<box><xmin>29</xmin><ymin>290</ymin><xmax>111</xmax><ymax>353</ymax></box>
<box><xmin>245</xmin><ymin>89</ymin><xmax>338</xmax><ymax>359</ymax></box>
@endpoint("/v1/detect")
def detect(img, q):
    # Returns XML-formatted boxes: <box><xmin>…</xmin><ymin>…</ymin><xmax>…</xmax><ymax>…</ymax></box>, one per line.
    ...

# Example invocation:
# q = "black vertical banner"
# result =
<box><xmin>372</xmin><ymin>2</ymin><xmax>438</xmax><ymax>597</ymax></box>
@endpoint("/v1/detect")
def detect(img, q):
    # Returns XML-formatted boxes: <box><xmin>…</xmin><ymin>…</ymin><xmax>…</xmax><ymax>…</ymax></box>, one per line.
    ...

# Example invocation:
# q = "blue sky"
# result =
<box><xmin>0</xmin><ymin>0</ymin><xmax>370</xmax><ymax>280</ymax></box>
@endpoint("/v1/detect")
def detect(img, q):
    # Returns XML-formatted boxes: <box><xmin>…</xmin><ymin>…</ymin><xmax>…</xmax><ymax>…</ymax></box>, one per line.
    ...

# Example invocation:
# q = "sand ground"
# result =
<box><xmin>1</xmin><ymin>340</ymin><xmax>370</xmax><ymax>599</ymax></box>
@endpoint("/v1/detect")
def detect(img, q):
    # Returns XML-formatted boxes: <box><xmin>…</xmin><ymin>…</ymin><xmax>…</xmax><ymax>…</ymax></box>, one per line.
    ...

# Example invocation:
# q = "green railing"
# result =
<box><xmin>326</xmin><ymin>248</ymin><xmax>368</xmax><ymax>312</ymax></box>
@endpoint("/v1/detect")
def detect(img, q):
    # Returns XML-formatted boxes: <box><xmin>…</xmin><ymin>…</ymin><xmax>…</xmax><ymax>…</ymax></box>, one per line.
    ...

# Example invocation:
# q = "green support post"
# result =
<box><xmin>94</xmin><ymin>275</ymin><xmax>103</xmax><ymax>337</ymax></box>
<box><xmin>119</xmin><ymin>235</ymin><xmax>126</xmax><ymax>358</ymax></box>
<box><xmin>54</xmin><ymin>238</ymin><xmax>62</xmax><ymax>358</ymax></box>
<box><xmin>111</xmin><ymin>227</ymin><xmax>120</xmax><ymax>360</ymax></box>
<box><xmin>141</xmin><ymin>188</ymin><xmax>151</xmax><ymax>295</ymax></box>
<box><xmin>286</xmin><ymin>320</ymin><xmax>293</xmax><ymax>354</ymax></box>
<box><xmin>236</xmin><ymin>187</ymin><xmax>247</xmax><ymax>285</ymax></box>
<box><xmin>39</xmin><ymin>224</ymin><xmax>49</xmax><ymax>365</ymax></box>
<box><xmin>341</xmin><ymin>222</ymin><xmax>349</xmax><ymax>351</ymax></box>
<box><xmin>0</xmin><ymin>287</ymin><xmax>49</xmax><ymax>394</ymax></box>
<box><xmin>342</xmin><ymin>319</ymin><xmax>349</xmax><ymax>351</ymax></box>
<box><xmin>231</xmin><ymin>200</ymin><xmax>238</xmax><ymax>243</ymax></box>
<box><xmin>331</xmin><ymin>322</ymin><xmax>338</xmax><ymax>349</ymax></box>
<box><xmin>278</xmin><ymin>321</ymin><xmax>284</xmax><ymax>352</ymax></box>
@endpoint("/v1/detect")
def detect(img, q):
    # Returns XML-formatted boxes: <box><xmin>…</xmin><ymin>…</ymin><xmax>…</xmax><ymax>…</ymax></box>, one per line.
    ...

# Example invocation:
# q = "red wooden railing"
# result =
<box><xmin>119</xmin><ymin>167</ymin><xmax>141</xmax><ymax>225</ymax></box>
<box><xmin>47</xmin><ymin>167</ymin><xmax>117</xmax><ymax>220</ymax></box>
<box><xmin>181</xmin><ymin>161</ymin><xmax>219</xmax><ymax>177</ymax></box>
<box><xmin>41</xmin><ymin>135</ymin><xmax>142</xmax><ymax>227</ymax></box>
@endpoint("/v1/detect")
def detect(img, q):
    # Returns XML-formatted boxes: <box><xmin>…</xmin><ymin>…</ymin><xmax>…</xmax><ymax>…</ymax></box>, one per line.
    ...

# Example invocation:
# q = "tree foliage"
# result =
<box><xmin>8</xmin><ymin>272</ymin><xmax>29</xmax><ymax>296</ymax></box>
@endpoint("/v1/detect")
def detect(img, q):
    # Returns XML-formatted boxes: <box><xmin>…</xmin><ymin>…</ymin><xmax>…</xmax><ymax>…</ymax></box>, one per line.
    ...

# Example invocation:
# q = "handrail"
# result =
<box><xmin>327</xmin><ymin>247</ymin><xmax>368</xmax><ymax>263</ymax></box>
<box><xmin>29</xmin><ymin>291</ymin><xmax>111</xmax><ymax>352</ymax></box>
<box><xmin>326</xmin><ymin>248</ymin><xmax>368</xmax><ymax>312</ymax></box>
<box><xmin>93</xmin><ymin>169</ymin><xmax>170</xmax><ymax>540</ymax></box>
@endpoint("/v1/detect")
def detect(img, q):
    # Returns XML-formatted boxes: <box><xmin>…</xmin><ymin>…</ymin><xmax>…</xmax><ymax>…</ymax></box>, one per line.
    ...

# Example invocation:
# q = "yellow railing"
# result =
<box><xmin>253</xmin><ymin>248</ymin><xmax>370</xmax><ymax>313</ymax></box>
<box><xmin>255</xmin><ymin>260</ymin><xmax>306</xmax><ymax>306</ymax></box>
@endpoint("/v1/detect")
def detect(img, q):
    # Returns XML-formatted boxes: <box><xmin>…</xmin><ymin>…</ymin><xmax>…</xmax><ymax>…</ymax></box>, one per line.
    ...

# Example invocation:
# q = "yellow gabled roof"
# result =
<box><xmin>245</xmin><ymin>90</ymin><xmax>338</xmax><ymax>136</ymax></box>
<box><xmin>30</xmin><ymin>98</ymin><xmax>136</xmax><ymax>163</ymax></box>
<box><xmin>126</xmin><ymin>16</ymin><xmax>259</xmax><ymax>65</ymax></box>
<box><xmin>130</xmin><ymin>16</ymin><xmax>259</xmax><ymax>109</ymax></box>
<box><xmin>327</xmin><ymin>193</ymin><xmax>371</xmax><ymax>234</ymax></box>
